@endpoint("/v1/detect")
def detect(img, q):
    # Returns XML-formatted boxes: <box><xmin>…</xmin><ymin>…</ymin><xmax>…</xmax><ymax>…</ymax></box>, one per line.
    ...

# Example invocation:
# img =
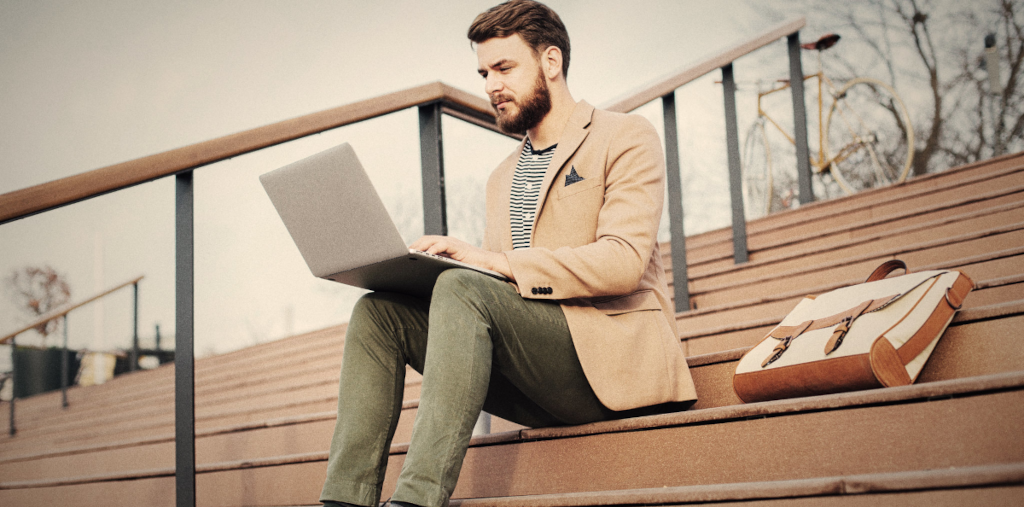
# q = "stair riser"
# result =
<box><xmin>692</xmin><ymin>209</ymin><xmax>1024</xmax><ymax>293</ymax></box>
<box><xmin>677</xmin><ymin>156</ymin><xmax>1023</xmax><ymax>251</ymax></box>
<box><xmin>679</xmin><ymin>275</ymin><xmax>1020</xmax><ymax>351</ymax></box>
<box><xmin>386</xmin><ymin>390</ymin><xmax>1024</xmax><ymax>501</ymax></box>
<box><xmin>680</xmin><ymin>172</ymin><xmax>1024</xmax><ymax>267</ymax></box>
<box><xmin>696</xmin><ymin>230</ymin><xmax>1024</xmax><ymax>309</ymax></box>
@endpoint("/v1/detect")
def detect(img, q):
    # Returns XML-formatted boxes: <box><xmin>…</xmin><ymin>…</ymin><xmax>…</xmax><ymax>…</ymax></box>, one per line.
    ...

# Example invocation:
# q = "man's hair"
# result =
<box><xmin>468</xmin><ymin>0</ymin><xmax>571</xmax><ymax>78</ymax></box>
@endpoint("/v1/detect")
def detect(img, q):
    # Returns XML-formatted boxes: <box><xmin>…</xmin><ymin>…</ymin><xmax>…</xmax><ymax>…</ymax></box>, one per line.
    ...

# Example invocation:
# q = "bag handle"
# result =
<box><xmin>865</xmin><ymin>259</ymin><xmax>909</xmax><ymax>283</ymax></box>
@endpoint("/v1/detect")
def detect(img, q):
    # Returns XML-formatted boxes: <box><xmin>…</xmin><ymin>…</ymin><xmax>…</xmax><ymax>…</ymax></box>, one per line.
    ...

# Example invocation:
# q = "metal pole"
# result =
<box><xmin>788</xmin><ymin>32</ymin><xmax>813</xmax><ymax>205</ymax></box>
<box><xmin>175</xmin><ymin>171</ymin><xmax>196</xmax><ymax>507</ymax></box>
<box><xmin>661</xmin><ymin>92</ymin><xmax>691</xmax><ymax>312</ymax></box>
<box><xmin>131</xmin><ymin>282</ymin><xmax>139</xmax><ymax>372</ymax></box>
<box><xmin>62</xmin><ymin>315</ymin><xmax>69</xmax><ymax>409</ymax></box>
<box><xmin>985</xmin><ymin>34</ymin><xmax>1003</xmax><ymax>157</ymax></box>
<box><xmin>418</xmin><ymin>104</ymin><xmax>491</xmax><ymax>432</ymax></box>
<box><xmin>156</xmin><ymin>323</ymin><xmax>162</xmax><ymax>351</ymax></box>
<box><xmin>418</xmin><ymin>102</ymin><xmax>448</xmax><ymax>236</ymax></box>
<box><xmin>8</xmin><ymin>336</ymin><xmax>15</xmax><ymax>436</ymax></box>
<box><xmin>721</xmin><ymin>63</ymin><xmax>749</xmax><ymax>264</ymax></box>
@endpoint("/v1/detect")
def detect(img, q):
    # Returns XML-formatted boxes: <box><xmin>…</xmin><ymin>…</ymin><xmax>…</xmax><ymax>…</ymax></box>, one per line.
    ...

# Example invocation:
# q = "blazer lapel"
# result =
<box><xmin>530</xmin><ymin>100</ymin><xmax>595</xmax><ymax>244</ymax></box>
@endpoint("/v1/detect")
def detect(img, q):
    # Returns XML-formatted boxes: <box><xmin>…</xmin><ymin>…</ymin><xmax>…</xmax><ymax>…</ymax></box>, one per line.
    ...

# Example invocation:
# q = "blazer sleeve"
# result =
<box><xmin>505</xmin><ymin>115</ymin><xmax>665</xmax><ymax>299</ymax></box>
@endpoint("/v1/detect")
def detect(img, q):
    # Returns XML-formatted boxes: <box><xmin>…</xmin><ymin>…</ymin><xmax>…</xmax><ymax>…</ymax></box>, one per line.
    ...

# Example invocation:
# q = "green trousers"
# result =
<box><xmin>320</xmin><ymin>269</ymin><xmax>685</xmax><ymax>507</ymax></box>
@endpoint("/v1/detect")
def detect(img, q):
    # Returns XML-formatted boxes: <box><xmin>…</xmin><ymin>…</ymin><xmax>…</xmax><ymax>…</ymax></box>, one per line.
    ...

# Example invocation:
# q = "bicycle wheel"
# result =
<box><xmin>824</xmin><ymin>77</ymin><xmax>914</xmax><ymax>194</ymax></box>
<box><xmin>741</xmin><ymin>120</ymin><xmax>773</xmax><ymax>219</ymax></box>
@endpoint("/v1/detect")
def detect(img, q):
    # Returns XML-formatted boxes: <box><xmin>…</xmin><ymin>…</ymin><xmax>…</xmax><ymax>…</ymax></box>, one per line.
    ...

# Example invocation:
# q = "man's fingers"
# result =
<box><xmin>410</xmin><ymin>235</ymin><xmax>442</xmax><ymax>252</ymax></box>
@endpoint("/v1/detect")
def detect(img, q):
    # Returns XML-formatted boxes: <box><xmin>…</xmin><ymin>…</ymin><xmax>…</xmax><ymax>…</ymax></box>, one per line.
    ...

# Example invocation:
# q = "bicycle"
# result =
<box><xmin>741</xmin><ymin>33</ymin><xmax>915</xmax><ymax>218</ymax></box>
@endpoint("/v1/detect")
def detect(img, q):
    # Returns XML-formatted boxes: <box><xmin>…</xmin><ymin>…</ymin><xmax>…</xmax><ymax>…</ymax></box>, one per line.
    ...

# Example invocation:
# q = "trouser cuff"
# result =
<box><xmin>320</xmin><ymin>477</ymin><xmax>382</xmax><ymax>507</ymax></box>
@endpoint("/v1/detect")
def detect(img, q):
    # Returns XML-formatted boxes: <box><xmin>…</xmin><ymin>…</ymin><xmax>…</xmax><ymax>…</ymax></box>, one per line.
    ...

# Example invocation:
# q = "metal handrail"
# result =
<box><xmin>3</xmin><ymin>275</ymin><xmax>144</xmax><ymax>436</ymax></box>
<box><xmin>0</xmin><ymin>275</ymin><xmax>143</xmax><ymax>345</ymax></box>
<box><xmin>604</xmin><ymin>17</ymin><xmax>805</xmax><ymax>113</ymax></box>
<box><xmin>0</xmin><ymin>82</ymin><xmax>504</xmax><ymax>225</ymax></box>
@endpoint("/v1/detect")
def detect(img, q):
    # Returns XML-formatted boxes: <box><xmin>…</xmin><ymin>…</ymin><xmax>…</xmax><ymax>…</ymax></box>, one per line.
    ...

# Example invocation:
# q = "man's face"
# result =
<box><xmin>477</xmin><ymin>34</ymin><xmax>552</xmax><ymax>135</ymax></box>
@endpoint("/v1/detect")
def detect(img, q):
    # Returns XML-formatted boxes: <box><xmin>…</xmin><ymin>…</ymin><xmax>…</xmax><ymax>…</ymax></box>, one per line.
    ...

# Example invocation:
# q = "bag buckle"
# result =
<box><xmin>824</xmin><ymin>317</ymin><xmax>851</xmax><ymax>355</ymax></box>
<box><xmin>761</xmin><ymin>320</ymin><xmax>813</xmax><ymax>368</ymax></box>
<box><xmin>761</xmin><ymin>336</ymin><xmax>791</xmax><ymax>368</ymax></box>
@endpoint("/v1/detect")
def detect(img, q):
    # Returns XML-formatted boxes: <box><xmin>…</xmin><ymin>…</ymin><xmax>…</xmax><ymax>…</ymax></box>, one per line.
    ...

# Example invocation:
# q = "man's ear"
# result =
<box><xmin>542</xmin><ymin>46</ymin><xmax>563</xmax><ymax>81</ymax></box>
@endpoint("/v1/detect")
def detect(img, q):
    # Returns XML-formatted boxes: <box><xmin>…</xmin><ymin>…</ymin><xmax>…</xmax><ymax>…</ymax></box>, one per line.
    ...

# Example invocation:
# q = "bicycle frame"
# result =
<box><xmin>754</xmin><ymin>53</ymin><xmax>848</xmax><ymax>173</ymax></box>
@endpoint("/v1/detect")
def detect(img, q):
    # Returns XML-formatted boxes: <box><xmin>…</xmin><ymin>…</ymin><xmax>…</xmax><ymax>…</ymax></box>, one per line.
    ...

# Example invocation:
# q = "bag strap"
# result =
<box><xmin>823</xmin><ymin>300</ymin><xmax>872</xmax><ymax>355</ymax></box>
<box><xmin>767</xmin><ymin>295</ymin><xmax>898</xmax><ymax>341</ymax></box>
<box><xmin>761</xmin><ymin>295</ymin><xmax>896</xmax><ymax>368</ymax></box>
<box><xmin>865</xmin><ymin>259</ymin><xmax>909</xmax><ymax>283</ymax></box>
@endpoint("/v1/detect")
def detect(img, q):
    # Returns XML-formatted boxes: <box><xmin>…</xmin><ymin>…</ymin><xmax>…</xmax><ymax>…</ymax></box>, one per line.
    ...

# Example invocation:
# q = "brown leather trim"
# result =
<box><xmin>761</xmin><ymin>320</ymin><xmax>813</xmax><ymax>368</ymax></box>
<box><xmin>824</xmin><ymin>300</ymin><xmax>872</xmax><ymax>355</ymax></box>
<box><xmin>734</xmin><ymin>353</ymin><xmax>880</xmax><ymax>403</ymax></box>
<box><xmin>865</xmin><ymin>259</ymin><xmax>909</xmax><ymax>282</ymax></box>
<box><xmin>769</xmin><ymin>295</ymin><xmax>896</xmax><ymax>339</ymax></box>
<box><xmin>870</xmin><ymin>337</ymin><xmax>912</xmax><ymax>387</ymax></box>
<box><xmin>896</xmin><ymin>271</ymin><xmax>976</xmax><ymax>365</ymax></box>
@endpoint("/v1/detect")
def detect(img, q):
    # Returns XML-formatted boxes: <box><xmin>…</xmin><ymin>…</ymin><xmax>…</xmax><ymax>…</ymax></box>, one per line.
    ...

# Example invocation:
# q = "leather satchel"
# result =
<box><xmin>733</xmin><ymin>260</ymin><xmax>973</xmax><ymax>403</ymax></box>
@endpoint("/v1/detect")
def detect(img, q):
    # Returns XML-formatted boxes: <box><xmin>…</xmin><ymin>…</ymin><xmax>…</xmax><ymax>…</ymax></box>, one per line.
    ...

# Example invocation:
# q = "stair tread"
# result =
<box><xmin>4</xmin><ymin>370</ymin><xmax>1022</xmax><ymax>494</ymax></box>
<box><xmin>447</xmin><ymin>462</ymin><xmax>1024</xmax><ymax>506</ymax></box>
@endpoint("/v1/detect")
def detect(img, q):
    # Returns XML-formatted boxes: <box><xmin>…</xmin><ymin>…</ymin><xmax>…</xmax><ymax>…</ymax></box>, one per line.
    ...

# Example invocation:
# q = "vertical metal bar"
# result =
<box><xmin>721</xmin><ymin>63</ymin><xmax>749</xmax><ymax>264</ymax></box>
<box><xmin>131</xmin><ymin>282</ymin><xmax>139</xmax><ymax>372</ymax></box>
<box><xmin>788</xmin><ymin>32</ymin><xmax>813</xmax><ymax>205</ymax></box>
<box><xmin>661</xmin><ymin>92</ymin><xmax>691</xmax><ymax>312</ymax></box>
<box><xmin>175</xmin><ymin>171</ymin><xmax>196</xmax><ymax>507</ymax></box>
<box><xmin>62</xmin><ymin>315</ymin><xmax>69</xmax><ymax>408</ymax></box>
<box><xmin>418</xmin><ymin>102</ymin><xmax>447</xmax><ymax>236</ymax></box>
<box><xmin>8</xmin><ymin>336</ymin><xmax>15</xmax><ymax>436</ymax></box>
<box><xmin>156</xmin><ymin>323</ymin><xmax>162</xmax><ymax>351</ymax></box>
<box><xmin>418</xmin><ymin>104</ymin><xmax>492</xmax><ymax>432</ymax></box>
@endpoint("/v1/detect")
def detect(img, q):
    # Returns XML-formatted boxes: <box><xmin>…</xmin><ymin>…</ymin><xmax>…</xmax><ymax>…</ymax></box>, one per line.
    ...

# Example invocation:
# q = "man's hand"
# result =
<box><xmin>409</xmin><ymin>235</ymin><xmax>514</xmax><ymax>281</ymax></box>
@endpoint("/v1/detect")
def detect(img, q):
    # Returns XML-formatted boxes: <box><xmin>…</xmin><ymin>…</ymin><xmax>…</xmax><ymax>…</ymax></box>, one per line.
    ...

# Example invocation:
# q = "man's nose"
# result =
<box><xmin>485</xmin><ymin>75</ymin><xmax>503</xmax><ymax>96</ymax></box>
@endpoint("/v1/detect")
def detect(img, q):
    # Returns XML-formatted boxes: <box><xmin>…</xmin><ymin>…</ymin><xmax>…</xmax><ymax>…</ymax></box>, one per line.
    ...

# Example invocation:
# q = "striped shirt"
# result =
<box><xmin>510</xmin><ymin>139</ymin><xmax>557</xmax><ymax>249</ymax></box>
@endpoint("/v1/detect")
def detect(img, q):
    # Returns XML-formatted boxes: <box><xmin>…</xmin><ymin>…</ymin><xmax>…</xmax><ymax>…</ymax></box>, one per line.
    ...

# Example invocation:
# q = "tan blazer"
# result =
<box><xmin>482</xmin><ymin>100</ymin><xmax>697</xmax><ymax>411</ymax></box>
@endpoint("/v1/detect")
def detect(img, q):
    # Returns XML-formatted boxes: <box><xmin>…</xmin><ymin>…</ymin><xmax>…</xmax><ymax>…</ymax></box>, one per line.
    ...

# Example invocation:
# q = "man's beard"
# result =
<box><xmin>492</xmin><ymin>71</ymin><xmax>552</xmax><ymax>135</ymax></box>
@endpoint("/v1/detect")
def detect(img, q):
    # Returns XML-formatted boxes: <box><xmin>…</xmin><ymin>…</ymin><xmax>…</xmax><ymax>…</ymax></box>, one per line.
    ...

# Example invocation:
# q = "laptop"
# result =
<box><xmin>260</xmin><ymin>142</ymin><xmax>508</xmax><ymax>298</ymax></box>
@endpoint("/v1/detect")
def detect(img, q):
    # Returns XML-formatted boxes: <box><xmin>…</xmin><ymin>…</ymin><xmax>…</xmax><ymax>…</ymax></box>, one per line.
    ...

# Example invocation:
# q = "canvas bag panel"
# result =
<box><xmin>733</xmin><ymin>261</ymin><xmax>973</xmax><ymax>403</ymax></box>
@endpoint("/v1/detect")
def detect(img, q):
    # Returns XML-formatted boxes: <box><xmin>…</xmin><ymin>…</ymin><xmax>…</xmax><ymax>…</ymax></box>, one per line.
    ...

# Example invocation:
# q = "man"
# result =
<box><xmin>321</xmin><ymin>2</ymin><xmax>697</xmax><ymax>506</ymax></box>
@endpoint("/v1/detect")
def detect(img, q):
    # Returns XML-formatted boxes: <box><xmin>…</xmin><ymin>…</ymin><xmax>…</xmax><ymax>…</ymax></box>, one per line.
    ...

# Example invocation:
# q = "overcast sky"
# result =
<box><xmin>0</xmin><ymin>1</ymin><xmax>792</xmax><ymax>359</ymax></box>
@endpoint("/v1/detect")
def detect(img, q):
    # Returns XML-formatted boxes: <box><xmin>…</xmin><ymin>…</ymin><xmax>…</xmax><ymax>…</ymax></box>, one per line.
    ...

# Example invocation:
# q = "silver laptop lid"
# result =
<box><xmin>259</xmin><ymin>143</ymin><xmax>408</xmax><ymax>278</ymax></box>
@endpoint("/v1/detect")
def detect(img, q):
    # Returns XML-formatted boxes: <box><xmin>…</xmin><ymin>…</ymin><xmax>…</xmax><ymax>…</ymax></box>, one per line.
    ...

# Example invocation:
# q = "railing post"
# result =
<box><xmin>131</xmin><ymin>282</ymin><xmax>139</xmax><ymax>372</ymax></box>
<box><xmin>721</xmin><ymin>63</ymin><xmax>749</xmax><ymax>264</ymax></box>
<box><xmin>788</xmin><ymin>32</ymin><xmax>813</xmax><ymax>205</ymax></box>
<box><xmin>418</xmin><ymin>102</ymin><xmax>448</xmax><ymax>236</ymax></box>
<box><xmin>175</xmin><ymin>171</ymin><xmax>196</xmax><ymax>507</ymax></box>
<box><xmin>419</xmin><ymin>102</ymin><xmax>491</xmax><ymax>433</ymax></box>
<box><xmin>62</xmin><ymin>315</ymin><xmax>69</xmax><ymax>408</ymax></box>
<box><xmin>661</xmin><ymin>92</ymin><xmax>690</xmax><ymax>311</ymax></box>
<box><xmin>8</xmin><ymin>336</ymin><xmax>15</xmax><ymax>436</ymax></box>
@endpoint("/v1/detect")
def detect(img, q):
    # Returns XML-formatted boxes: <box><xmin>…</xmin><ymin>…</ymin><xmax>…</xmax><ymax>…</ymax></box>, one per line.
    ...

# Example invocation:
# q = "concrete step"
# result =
<box><xmin>3</xmin><ymin>324</ymin><xmax>347</xmax><ymax>425</ymax></box>
<box><xmin>5</xmin><ymin>295</ymin><xmax>1019</xmax><ymax>484</ymax></box>
<box><xmin>4</xmin><ymin>370</ymin><xmax>1021</xmax><ymax>506</ymax></box>
<box><xmin>665</xmin><ymin>192</ymin><xmax>1024</xmax><ymax>311</ymax></box>
<box><xmin>447</xmin><ymin>463</ymin><xmax>1024</xmax><ymax>506</ymax></box>
<box><xmin>677</xmin><ymin>250</ymin><xmax>1024</xmax><ymax>355</ymax></box>
<box><xmin>675</xmin><ymin>151</ymin><xmax>1024</xmax><ymax>255</ymax></box>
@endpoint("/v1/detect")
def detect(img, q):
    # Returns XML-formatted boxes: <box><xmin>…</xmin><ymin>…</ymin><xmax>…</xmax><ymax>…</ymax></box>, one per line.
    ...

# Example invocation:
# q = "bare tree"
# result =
<box><xmin>943</xmin><ymin>0</ymin><xmax>1024</xmax><ymax>163</ymax></box>
<box><xmin>764</xmin><ymin>0</ymin><xmax>1023</xmax><ymax>175</ymax></box>
<box><xmin>4</xmin><ymin>266</ymin><xmax>72</xmax><ymax>344</ymax></box>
